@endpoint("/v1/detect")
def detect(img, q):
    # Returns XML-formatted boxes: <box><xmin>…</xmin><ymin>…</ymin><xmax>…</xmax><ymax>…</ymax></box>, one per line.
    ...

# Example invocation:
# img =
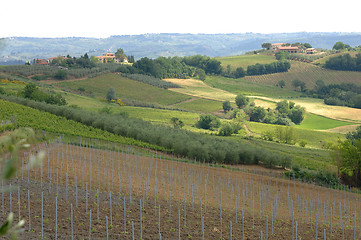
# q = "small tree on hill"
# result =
<box><xmin>235</xmin><ymin>94</ymin><xmax>249</xmax><ymax>108</ymax></box>
<box><xmin>222</xmin><ymin>100</ymin><xmax>232</xmax><ymax>113</ymax></box>
<box><xmin>170</xmin><ymin>117</ymin><xmax>184</xmax><ymax>129</ymax></box>
<box><xmin>106</xmin><ymin>87</ymin><xmax>116</xmax><ymax>101</ymax></box>
<box><xmin>261</xmin><ymin>43</ymin><xmax>272</xmax><ymax>50</ymax></box>
<box><xmin>195</xmin><ymin>115</ymin><xmax>221</xmax><ymax>130</ymax></box>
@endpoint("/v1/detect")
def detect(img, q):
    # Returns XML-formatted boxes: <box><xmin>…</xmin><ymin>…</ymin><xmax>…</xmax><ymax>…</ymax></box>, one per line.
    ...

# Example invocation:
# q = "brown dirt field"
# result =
<box><xmin>1</xmin><ymin>142</ymin><xmax>360</xmax><ymax>239</ymax></box>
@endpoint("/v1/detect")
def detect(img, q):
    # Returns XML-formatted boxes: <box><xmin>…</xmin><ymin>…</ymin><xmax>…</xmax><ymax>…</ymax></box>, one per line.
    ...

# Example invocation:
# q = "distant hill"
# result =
<box><xmin>1</xmin><ymin>32</ymin><xmax>361</xmax><ymax>64</ymax></box>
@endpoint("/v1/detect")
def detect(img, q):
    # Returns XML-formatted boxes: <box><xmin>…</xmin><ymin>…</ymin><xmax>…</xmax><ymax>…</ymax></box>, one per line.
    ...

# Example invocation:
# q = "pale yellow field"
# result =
<box><xmin>165</xmin><ymin>79</ymin><xmax>361</xmax><ymax>123</ymax></box>
<box><xmin>323</xmin><ymin>124</ymin><xmax>360</xmax><ymax>134</ymax></box>
<box><xmin>291</xmin><ymin>99</ymin><xmax>361</xmax><ymax>123</ymax></box>
<box><xmin>164</xmin><ymin>78</ymin><xmax>236</xmax><ymax>101</ymax></box>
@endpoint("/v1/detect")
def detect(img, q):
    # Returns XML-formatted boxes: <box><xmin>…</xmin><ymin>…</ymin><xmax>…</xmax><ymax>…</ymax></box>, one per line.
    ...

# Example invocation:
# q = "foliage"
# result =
<box><xmin>292</xmin><ymin>79</ymin><xmax>306</xmax><ymax>92</ymax></box>
<box><xmin>299</xmin><ymin>140</ymin><xmax>307</xmax><ymax>147</ymax></box>
<box><xmin>181</xmin><ymin>55</ymin><xmax>222</xmax><ymax>75</ymax></box>
<box><xmin>325</xmin><ymin>53</ymin><xmax>361</xmax><ymax>71</ymax></box>
<box><xmin>170</xmin><ymin>117</ymin><xmax>184</xmax><ymax>129</ymax></box>
<box><xmin>20</xmin><ymin>83</ymin><xmax>67</xmax><ymax>105</ymax></box>
<box><xmin>106</xmin><ymin>87</ymin><xmax>116</xmax><ymax>101</ymax></box>
<box><xmin>235</xmin><ymin>94</ymin><xmax>249</xmax><ymax>108</ymax></box>
<box><xmin>0</xmin><ymin>128</ymin><xmax>44</xmax><ymax>239</ymax></box>
<box><xmin>275</xmin><ymin>51</ymin><xmax>290</xmax><ymax>60</ymax></box>
<box><xmin>54</xmin><ymin>70</ymin><xmax>67</xmax><ymax>80</ymax></box>
<box><xmin>332</xmin><ymin>41</ymin><xmax>346</xmax><ymax>50</ymax></box>
<box><xmin>275</xmin><ymin>126</ymin><xmax>297</xmax><ymax>144</ymax></box>
<box><xmin>276</xmin><ymin>100</ymin><xmax>305</xmax><ymax>125</ymax></box>
<box><xmin>246</xmin><ymin>61</ymin><xmax>291</xmax><ymax>76</ymax></box>
<box><xmin>132</xmin><ymin>56</ymin><xmax>206</xmax><ymax>79</ymax></box>
<box><xmin>308</xmin><ymin>82</ymin><xmax>361</xmax><ymax>109</ymax></box>
<box><xmin>333</xmin><ymin>139</ymin><xmax>361</xmax><ymax>187</ymax></box>
<box><xmin>286</xmin><ymin>167</ymin><xmax>340</xmax><ymax>186</ymax></box>
<box><xmin>195</xmin><ymin>114</ymin><xmax>221</xmax><ymax>130</ymax></box>
<box><xmin>222</xmin><ymin>100</ymin><xmax>232</xmax><ymax>112</ymax></box>
<box><xmin>346</xmin><ymin>126</ymin><xmax>361</xmax><ymax>142</ymax></box>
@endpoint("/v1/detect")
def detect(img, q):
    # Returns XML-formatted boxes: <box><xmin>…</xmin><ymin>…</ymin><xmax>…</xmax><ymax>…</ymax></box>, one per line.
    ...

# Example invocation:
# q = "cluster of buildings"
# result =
<box><xmin>271</xmin><ymin>43</ymin><xmax>317</xmax><ymax>54</ymax></box>
<box><xmin>95</xmin><ymin>53</ymin><xmax>128</xmax><ymax>63</ymax></box>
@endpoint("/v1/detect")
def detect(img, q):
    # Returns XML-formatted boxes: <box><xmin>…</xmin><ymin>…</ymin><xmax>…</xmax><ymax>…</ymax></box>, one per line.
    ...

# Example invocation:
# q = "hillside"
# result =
<box><xmin>244</xmin><ymin>60</ymin><xmax>361</xmax><ymax>89</ymax></box>
<box><xmin>55</xmin><ymin>73</ymin><xmax>191</xmax><ymax>106</ymax></box>
<box><xmin>3</xmin><ymin>32</ymin><xmax>361</xmax><ymax>64</ymax></box>
<box><xmin>215</xmin><ymin>54</ymin><xmax>277</xmax><ymax>70</ymax></box>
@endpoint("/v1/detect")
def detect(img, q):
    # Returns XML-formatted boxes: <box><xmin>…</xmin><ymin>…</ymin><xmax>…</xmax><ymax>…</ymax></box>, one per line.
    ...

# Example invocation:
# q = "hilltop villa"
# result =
<box><xmin>96</xmin><ymin>53</ymin><xmax>128</xmax><ymax>63</ymax></box>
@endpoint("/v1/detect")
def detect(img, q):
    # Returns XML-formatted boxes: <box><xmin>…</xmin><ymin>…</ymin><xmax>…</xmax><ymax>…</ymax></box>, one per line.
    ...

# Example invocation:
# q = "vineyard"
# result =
<box><xmin>245</xmin><ymin>61</ymin><xmax>361</xmax><ymax>89</ymax></box>
<box><xmin>55</xmin><ymin>74</ymin><xmax>191</xmax><ymax>106</ymax></box>
<box><xmin>1</xmin><ymin>138</ymin><xmax>360</xmax><ymax>239</ymax></box>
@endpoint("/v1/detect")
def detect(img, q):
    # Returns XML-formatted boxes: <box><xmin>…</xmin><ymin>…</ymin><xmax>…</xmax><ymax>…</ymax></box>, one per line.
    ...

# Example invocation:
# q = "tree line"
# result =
<box><xmin>308</xmin><ymin>80</ymin><xmax>361</xmax><ymax>109</ymax></box>
<box><xmin>246</xmin><ymin>61</ymin><xmax>291</xmax><ymax>76</ymax></box>
<box><xmin>325</xmin><ymin>53</ymin><xmax>361</xmax><ymax>71</ymax></box>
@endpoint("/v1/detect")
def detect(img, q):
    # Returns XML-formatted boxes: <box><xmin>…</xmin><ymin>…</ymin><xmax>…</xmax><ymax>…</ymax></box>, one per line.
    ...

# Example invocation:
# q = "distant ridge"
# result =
<box><xmin>1</xmin><ymin>32</ymin><xmax>361</xmax><ymax>64</ymax></box>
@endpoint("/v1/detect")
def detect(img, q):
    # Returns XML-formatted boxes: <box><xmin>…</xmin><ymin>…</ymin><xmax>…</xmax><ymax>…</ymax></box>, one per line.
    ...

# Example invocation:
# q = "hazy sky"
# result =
<box><xmin>3</xmin><ymin>0</ymin><xmax>361</xmax><ymax>38</ymax></box>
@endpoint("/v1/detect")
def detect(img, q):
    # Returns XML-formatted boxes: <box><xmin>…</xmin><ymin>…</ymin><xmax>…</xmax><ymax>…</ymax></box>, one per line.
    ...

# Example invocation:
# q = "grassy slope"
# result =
<box><xmin>172</xmin><ymin>98</ymin><xmax>223</xmax><ymax>113</ymax></box>
<box><xmin>205</xmin><ymin>75</ymin><xmax>301</xmax><ymax>98</ymax></box>
<box><xmin>55</xmin><ymin>73</ymin><xmax>191</xmax><ymax>106</ymax></box>
<box><xmin>0</xmin><ymin>99</ymin><xmax>162</xmax><ymax>149</ymax></box>
<box><xmin>216</xmin><ymin>54</ymin><xmax>277</xmax><ymax>70</ymax></box>
<box><xmin>245</xmin><ymin>61</ymin><xmax>361</xmax><ymax>89</ymax></box>
<box><xmin>246</xmin><ymin>121</ymin><xmax>345</xmax><ymax>149</ymax></box>
<box><xmin>296</xmin><ymin>113</ymin><xmax>355</xmax><ymax>130</ymax></box>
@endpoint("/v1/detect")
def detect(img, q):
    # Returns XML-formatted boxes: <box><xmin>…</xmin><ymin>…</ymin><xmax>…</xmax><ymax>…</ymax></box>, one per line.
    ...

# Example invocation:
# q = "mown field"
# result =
<box><xmin>216</xmin><ymin>54</ymin><xmax>277</xmax><ymax>70</ymax></box>
<box><xmin>205</xmin><ymin>75</ymin><xmax>301</xmax><ymax>98</ymax></box>
<box><xmin>55</xmin><ymin>73</ymin><xmax>191</xmax><ymax>106</ymax></box>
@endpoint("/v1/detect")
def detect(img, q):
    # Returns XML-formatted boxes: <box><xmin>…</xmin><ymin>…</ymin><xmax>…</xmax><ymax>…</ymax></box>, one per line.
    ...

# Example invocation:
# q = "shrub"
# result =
<box><xmin>299</xmin><ymin>140</ymin><xmax>307</xmax><ymax>147</ymax></box>
<box><xmin>195</xmin><ymin>115</ymin><xmax>221</xmax><ymax>130</ymax></box>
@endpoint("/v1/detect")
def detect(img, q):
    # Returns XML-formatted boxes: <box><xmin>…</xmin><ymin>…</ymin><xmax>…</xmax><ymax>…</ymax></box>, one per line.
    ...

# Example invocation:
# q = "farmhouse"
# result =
<box><xmin>277</xmin><ymin>46</ymin><xmax>300</xmax><ymax>54</ymax></box>
<box><xmin>271</xmin><ymin>43</ymin><xmax>286</xmax><ymax>51</ymax></box>
<box><xmin>48</xmin><ymin>56</ymin><xmax>67</xmax><ymax>63</ymax></box>
<box><xmin>96</xmin><ymin>53</ymin><xmax>128</xmax><ymax>63</ymax></box>
<box><xmin>34</xmin><ymin>59</ymin><xmax>49</xmax><ymax>65</ymax></box>
<box><xmin>306</xmin><ymin>48</ymin><xmax>317</xmax><ymax>54</ymax></box>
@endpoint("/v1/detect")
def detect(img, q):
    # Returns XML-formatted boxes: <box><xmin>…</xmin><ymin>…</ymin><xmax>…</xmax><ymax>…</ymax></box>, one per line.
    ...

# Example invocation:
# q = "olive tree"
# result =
<box><xmin>0</xmin><ymin>128</ymin><xmax>44</xmax><ymax>239</ymax></box>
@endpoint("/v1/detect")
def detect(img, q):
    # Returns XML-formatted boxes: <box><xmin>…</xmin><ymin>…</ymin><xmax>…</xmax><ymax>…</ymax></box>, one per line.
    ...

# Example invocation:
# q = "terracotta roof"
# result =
<box><xmin>278</xmin><ymin>47</ymin><xmax>299</xmax><ymax>50</ymax></box>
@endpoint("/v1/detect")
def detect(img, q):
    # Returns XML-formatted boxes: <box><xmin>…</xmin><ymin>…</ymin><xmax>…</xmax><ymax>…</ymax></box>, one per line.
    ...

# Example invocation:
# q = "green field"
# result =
<box><xmin>172</xmin><ymin>98</ymin><xmax>223</xmax><ymax>113</ymax></box>
<box><xmin>216</xmin><ymin>54</ymin><xmax>277</xmax><ymax>70</ymax></box>
<box><xmin>117</xmin><ymin>106</ymin><xmax>200</xmax><ymax>126</ymax></box>
<box><xmin>246</xmin><ymin>121</ymin><xmax>345</xmax><ymax>149</ymax></box>
<box><xmin>205</xmin><ymin>75</ymin><xmax>301</xmax><ymax>98</ymax></box>
<box><xmin>296</xmin><ymin>113</ymin><xmax>355</xmax><ymax>130</ymax></box>
<box><xmin>243</xmin><ymin>137</ymin><xmax>335</xmax><ymax>171</ymax></box>
<box><xmin>55</xmin><ymin>73</ymin><xmax>191</xmax><ymax>106</ymax></box>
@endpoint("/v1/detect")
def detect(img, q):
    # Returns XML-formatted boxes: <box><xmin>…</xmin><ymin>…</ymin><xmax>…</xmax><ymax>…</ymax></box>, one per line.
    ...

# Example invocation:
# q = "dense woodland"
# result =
<box><xmin>308</xmin><ymin>81</ymin><xmax>361</xmax><ymax>109</ymax></box>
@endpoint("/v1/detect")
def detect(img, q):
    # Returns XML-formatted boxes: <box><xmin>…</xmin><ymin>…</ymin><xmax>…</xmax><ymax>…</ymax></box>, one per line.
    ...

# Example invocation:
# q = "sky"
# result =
<box><xmin>2</xmin><ymin>0</ymin><xmax>361</xmax><ymax>38</ymax></box>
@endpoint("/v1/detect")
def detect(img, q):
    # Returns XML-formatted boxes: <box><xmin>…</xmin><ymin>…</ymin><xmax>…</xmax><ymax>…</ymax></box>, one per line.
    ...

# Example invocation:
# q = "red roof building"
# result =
<box><xmin>34</xmin><ymin>59</ymin><xmax>49</xmax><ymax>65</ymax></box>
<box><xmin>277</xmin><ymin>46</ymin><xmax>299</xmax><ymax>54</ymax></box>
